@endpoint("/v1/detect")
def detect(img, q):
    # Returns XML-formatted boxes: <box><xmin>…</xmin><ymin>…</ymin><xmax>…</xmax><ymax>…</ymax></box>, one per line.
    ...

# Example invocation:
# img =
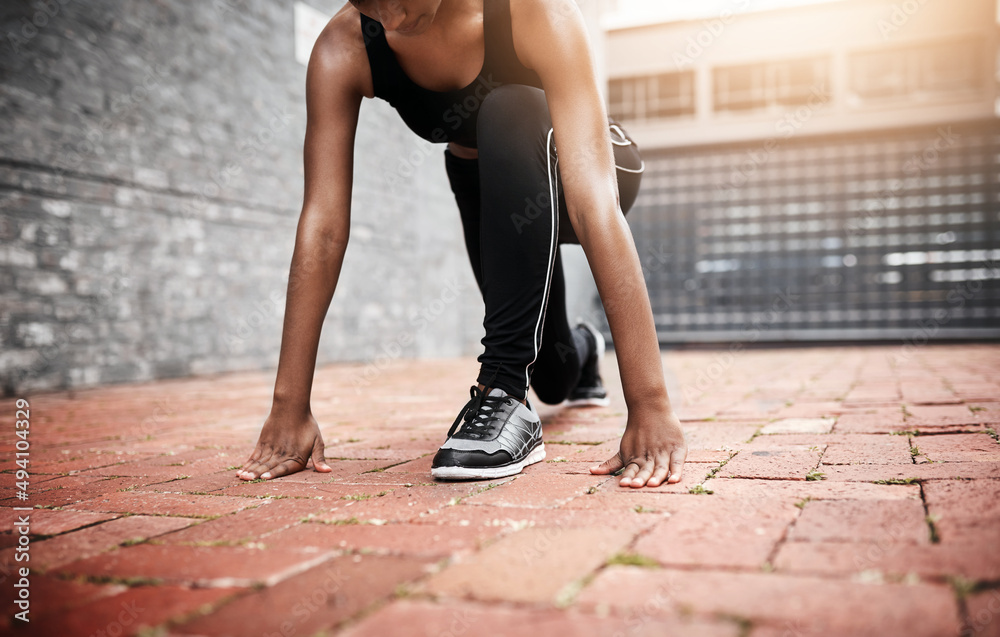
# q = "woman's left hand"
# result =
<box><xmin>590</xmin><ymin>405</ymin><xmax>688</xmax><ymax>488</ymax></box>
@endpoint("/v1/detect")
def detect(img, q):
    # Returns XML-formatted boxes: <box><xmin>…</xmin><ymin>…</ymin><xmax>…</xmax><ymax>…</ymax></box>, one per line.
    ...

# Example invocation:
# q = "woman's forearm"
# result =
<box><xmin>271</xmin><ymin>213</ymin><xmax>349</xmax><ymax>412</ymax></box>
<box><xmin>575</xmin><ymin>210</ymin><xmax>673</xmax><ymax>412</ymax></box>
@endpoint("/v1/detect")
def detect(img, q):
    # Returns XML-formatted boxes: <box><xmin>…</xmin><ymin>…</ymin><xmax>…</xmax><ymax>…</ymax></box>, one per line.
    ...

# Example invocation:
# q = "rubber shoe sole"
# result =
<box><xmin>431</xmin><ymin>443</ymin><xmax>546</xmax><ymax>480</ymax></box>
<box><xmin>563</xmin><ymin>395</ymin><xmax>610</xmax><ymax>408</ymax></box>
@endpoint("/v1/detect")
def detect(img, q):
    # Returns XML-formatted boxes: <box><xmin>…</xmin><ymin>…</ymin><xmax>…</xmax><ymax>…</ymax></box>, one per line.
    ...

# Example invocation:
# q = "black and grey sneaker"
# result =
<box><xmin>565</xmin><ymin>321</ymin><xmax>610</xmax><ymax>407</ymax></box>
<box><xmin>431</xmin><ymin>386</ymin><xmax>545</xmax><ymax>480</ymax></box>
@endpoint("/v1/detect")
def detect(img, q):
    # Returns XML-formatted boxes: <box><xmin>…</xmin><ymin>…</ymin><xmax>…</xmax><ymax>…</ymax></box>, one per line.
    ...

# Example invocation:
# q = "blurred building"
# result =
<box><xmin>602</xmin><ymin>0</ymin><xmax>1000</xmax><ymax>342</ymax></box>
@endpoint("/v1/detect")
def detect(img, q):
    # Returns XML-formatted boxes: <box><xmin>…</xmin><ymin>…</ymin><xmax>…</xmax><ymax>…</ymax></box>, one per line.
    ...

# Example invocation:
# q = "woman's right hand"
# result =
<box><xmin>236</xmin><ymin>409</ymin><xmax>333</xmax><ymax>480</ymax></box>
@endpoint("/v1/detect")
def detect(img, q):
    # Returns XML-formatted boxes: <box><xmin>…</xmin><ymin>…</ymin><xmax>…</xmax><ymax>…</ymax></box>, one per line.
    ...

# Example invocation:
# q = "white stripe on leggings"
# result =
<box><xmin>523</xmin><ymin>127</ymin><xmax>560</xmax><ymax>392</ymax></box>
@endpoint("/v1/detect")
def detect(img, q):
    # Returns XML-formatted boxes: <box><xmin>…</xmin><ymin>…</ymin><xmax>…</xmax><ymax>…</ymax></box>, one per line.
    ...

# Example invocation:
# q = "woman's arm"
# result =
<box><xmin>238</xmin><ymin>11</ymin><xmax>367</xmax><ymax>481</ymax></box>
<box><xmin>512</xmin><ymin>0</ymin><xmax>687</xmax><ymax>487</ymax></box>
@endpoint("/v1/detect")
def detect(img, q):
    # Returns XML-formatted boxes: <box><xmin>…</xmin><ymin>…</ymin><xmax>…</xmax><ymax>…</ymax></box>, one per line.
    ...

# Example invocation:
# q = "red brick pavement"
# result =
<box><xmin>1</xmin><ymin>343</ymin><xmax>998</xmax><ymax>636</ymax></box>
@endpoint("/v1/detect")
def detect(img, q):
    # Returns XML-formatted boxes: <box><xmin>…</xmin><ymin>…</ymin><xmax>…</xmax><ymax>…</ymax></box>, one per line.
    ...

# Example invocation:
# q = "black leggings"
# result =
<box><xmin>443</xmin><ymin>84</ymin><xmax>640</xmax><ymax>404</ymax></box>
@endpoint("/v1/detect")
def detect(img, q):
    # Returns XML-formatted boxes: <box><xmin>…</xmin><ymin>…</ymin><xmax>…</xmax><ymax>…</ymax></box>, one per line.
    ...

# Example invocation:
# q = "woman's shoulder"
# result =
<box><xmin>308</xmin><ymin>5</ymin><xmax>373</xmax><ymax>99</ymax></box>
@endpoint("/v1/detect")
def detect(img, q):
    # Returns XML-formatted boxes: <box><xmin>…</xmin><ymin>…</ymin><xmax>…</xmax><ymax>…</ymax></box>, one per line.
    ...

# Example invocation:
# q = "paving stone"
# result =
<box><xmin>819</xmin><ymin>463</ymin><xmax>1000</xmax><ymax>482</ymax></box>
<box><xmin>789</xmin><ymin>500</ymin><xmax>931</xmax><ymax>544</ymax></box>
<box><xmin>339</xmin><ymin>599</ymin><xmax>740</xmax><ymax>637</ymax></box>
<box><xmin>308</xmin><ymin>482</ymin><xmax>490</xmax><ymax>524</ymax></box>
<box><xmin>774</xmin><ymin>541</ymin><xmax>1000</xmax><ymax>581</ymax></box>
<box><xmin>680</xmin><ymin>422</ymin><xmax>763</xmax><ymax>451</ymax></box>
<box><xmin>23</xmin><ymin>585</ymin><xmax>240</xmax><ymax>637</ymax></box>
<box><xmin>424</xmin><ymin>527</ymin><xmax>632</xmax><ymax>604</ymax></box>
<box><xmin>57</xmin><ymin>543</ymin><xmax>339</xmax><ymax>588</ymax></box>
<box><xmin>0</xmin><ymin>515</ymin><xmax>195</xmax><ymax>571</ymax></box>
<box><xmin>154</xmin><ymin>498</ymin><xmax>334</xmax><ymax>545</ymax></box>
<box><xmin>172</xmin><ymin>555</ymin><xmax>432</xmax><ymax>636</ymax></box>
<box><xmin>820</xmin><ymin>434</ymin><xmax>915</xmax><ymax>465</ymax></box>
<box><xmin>906</xmin><ymin>404</ymin><xmax>983</xmax><ymax>427</ymax></box>
<box><xmin>3</xmin><ymin>346</ymin><xmax>997</xmax><ymax>632</ymax></box>
<box><xmin>462</xmin><ymin>473</ymin><xmax>607</xmax><ymax>508</ymax></box>
<box><xmin>701</xmin><ymin>478</ymin><xmax>921</xmax><ymax>501</ymax></box>
<box><xmin>769</xmin><ymin>402</ymin><xmax>846</xmax><ymax>420</ymax></box>
<box><xmin>68</xmin><ymin>491</ymin><xmax>258</xmax><ymax>518</ymax></box>
<box><xmin>759</xmin><ymin>418</ymin><xmax>835</xmax><ymax>434</ymax></box>
<box><xmin>0</xmin><ymin>573</ymin><xmax>124</xmax><ymax>619</ymax></box>
<box><xmin>634</xmin><ymin>498</ymin><xmax>798</xmax><ymax>569</ymax></box>
<box><xmin>912</xmin><ymin>433</ymin><xmax>1000</xmax><ymax>463</ymax></box>
<box><xmin>576</xmin><ymin>566</ymin><xmax>959</xmax><ymax>637</ymax></box>
<box><xmin>11</xmin><ymin>509</ymin><xmax>119</xmax><ymax>536</ymax></box>
<box><xmin>416</xmin><ymin>502</ymin><xmax>665</xmax><ymax>532</ymax></box>
<box><xmin>965</xmin><ymin>589</ymin><xmax>1000</xmax><ymax>637</ymax></box>
<box><xmin>833</xmin><ymin>408</ymin><xmax>907</xmax><ymax>434</ymax></box>
<box><xmin>923</xmin><ymin>479</ymin><xmax>1000</xmax><ymax>544</ymax></box>
<box><xmin>263</xmin><ymin>521</ymin><xmax>501</xmax><ymax>557</ymax></box>
<box><xmin>716</xmin><ymin>448</ymin><xmax>822</xmax><ymax>480</ymax></box>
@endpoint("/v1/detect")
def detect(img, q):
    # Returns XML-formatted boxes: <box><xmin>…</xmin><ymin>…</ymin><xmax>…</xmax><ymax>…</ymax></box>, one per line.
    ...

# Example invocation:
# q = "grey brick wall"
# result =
<box><xmin>0</xmin><ymin>0</ymin><xmax>487</xmax><ymax>395</ymax></box>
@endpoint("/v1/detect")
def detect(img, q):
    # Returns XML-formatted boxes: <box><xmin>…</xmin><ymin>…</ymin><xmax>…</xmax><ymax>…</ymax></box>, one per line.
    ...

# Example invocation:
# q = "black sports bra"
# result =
<box><xmin>360</xmin><ymin>0</ymin><xmax>542</xmax><ymax>148</ymax></box>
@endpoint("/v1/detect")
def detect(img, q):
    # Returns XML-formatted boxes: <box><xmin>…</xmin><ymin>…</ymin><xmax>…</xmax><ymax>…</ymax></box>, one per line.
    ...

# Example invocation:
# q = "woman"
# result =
<box><xmin>237</xmin><ymin>0</ymin><xmax>687</xmax><ymax>488</ymax></box>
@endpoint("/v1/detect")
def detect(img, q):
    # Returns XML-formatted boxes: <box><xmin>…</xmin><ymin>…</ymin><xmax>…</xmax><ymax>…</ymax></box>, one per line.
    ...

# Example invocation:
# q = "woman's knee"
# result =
<box><xmin>477</xmin><ymin>85</ymin><xmax>551</xmax><ymax>150</ymax></box>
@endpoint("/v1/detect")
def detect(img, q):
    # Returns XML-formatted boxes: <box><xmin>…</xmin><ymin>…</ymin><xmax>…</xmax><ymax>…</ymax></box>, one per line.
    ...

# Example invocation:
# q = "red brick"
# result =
<box><xmin>58</xmin><ymin>543</ymin><xmax>338</xmax><ymax>587</ymax></box>
<box><xmin>417</xmin><ymin>502</ymin><xmax>665</xmax><ymax>532</ymax></box>
<box><xmin>906</xmin><ymin>404</ymin><xmax>982</xmax><ymax>427</ymax></box>
<box><xmin>28</xmin><ymin>451</ymin><xmax>160</xmax><ymax>476</ymax></box>
<box><xmin>769</xmin><ymin>402</ymin><xmax>846</xmax><ymax>420</ymax></box>
<box><xmin>833</xmin><ymin>408</ymin><xmax>907</xmax><ymax>434</ymax></box>
<box><xmin>154</xmin><ymin>497</ymin><xmax>334</xmax><ymax>545</ymax></box>
<box><xmin>774</xmin><ymin>541</ymin><xmax>1000</xmax><ymax>581</ymax></box>
<box><xmin>1</xmin><ymin>476</ymin><xmax>150</xmax><ymax>508</ymax></box>
<box><xmin>463</xmin><ymin>473</ymin><xmax>607</xmax><ymax>508</ymax></box>
<box><xmin>913</xmin><ymin>433</ymin><xmax>1000</xmax><ymax>462</ymax></box>
<box><xmin>923</xmin><ymin>479</ymin><xmax>1000</xmax><ymax>544</ymax></box>
<box><xmin>634</xmin><ymin>498</ymin><xmax>797</xmax><ymax>569</ymax></box>
<box><xmin>965</xmin><ymin>589</ymin><xmax>1000</xmax><ymax>637</ymax></box>
<box><xmin>0</xmin><ymin>573</ymin><xmax>122</xmax><ymax>619</ymax></box>
<box><xmin>789</xmin><ymin>500</ymin><xmax>930</xmax><ymax>544</ymax></box>
<box><xmin>69</xmin><ymin>491</ymin><xmax>258</xmax><ymax>517</ymax></box>
<box><xmin>0</xmin><ymin>515</ymin><xmax>194</xmax><ymax>570</ymax></box>
<box><xmin>323</xmin><ymin>458</ymin><xmax>411</xmax><ymax>478</ymax></box>
<box><xmin>309</xmin><ymin>482</ymin><xmax>489</xmax><ymax>524</ymax></box>
<box><xmin>339</xmin><ymin>599</ymin><xmax>739</xmax><ymax>637</ymax></box>
<box><xmin>717</xmin><ymin>448</ymin><xmax>821</xmax><ymax>480</ymax></box>
<box><xmin>820</xmin><ymin>434</ymin><xmax>914</xmax><ymax>465</ymax></box>
<box><xmin>9</xmin><ymin>509</ymin><xmax>118</xmax><ymax>536</ymax></box>
<box><xmin>264</xmin><ymin>521</ymin><xmax>501</xmax><ymax>557</ymax></box>
<box><xmin>143</xmin><ymin>470</ymin><xmax>242</xmax><ymax>494</ymax></box>
<box><xmin>576</xmin><ymin>566</ymin><xmax>959</xmax><ymax>637</ymax></box>
<box><xmin>701</xmin><ymin>477</ymin><xmax>921</xmax><ymax>501</ymax></box>
<box><xmin>820</xmin><ymin>463</ymin><xmax>1000</xmax><ymax>482</ymax></box>
<box><xmin>172</xmin><ymin>554</ymin><xmax>431</xmax><ymax>636</ymax></box>
<box><xmin>424</xmin><ymin>527</ymin><xmax>632</xmax><ymax>604</ymax></box>
<box><xmin>682</xmin><ymin>423</ymin><xmax>764</xmax><ymax>451</ymax></box>
<box><xmin>24</xmin><ymin>585</ymin><xmax>240</xmax><ymax>637</ymax></box>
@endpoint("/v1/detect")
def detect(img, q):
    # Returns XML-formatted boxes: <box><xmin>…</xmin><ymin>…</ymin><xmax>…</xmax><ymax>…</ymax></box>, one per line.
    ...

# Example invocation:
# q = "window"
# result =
<box><xmin>608</xmin><ymin>71</ymin><xmax>696</xmax><ymax>121</ymax></box>
<box><xmin>850</xmin><ymin>39</ymin><xmax>983</xmax><ymax>101</ymax></box>
<box><xmin>713</xmin><ymin>57</ymin><xmax>829</xmax><ymax>113</ymax></box>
